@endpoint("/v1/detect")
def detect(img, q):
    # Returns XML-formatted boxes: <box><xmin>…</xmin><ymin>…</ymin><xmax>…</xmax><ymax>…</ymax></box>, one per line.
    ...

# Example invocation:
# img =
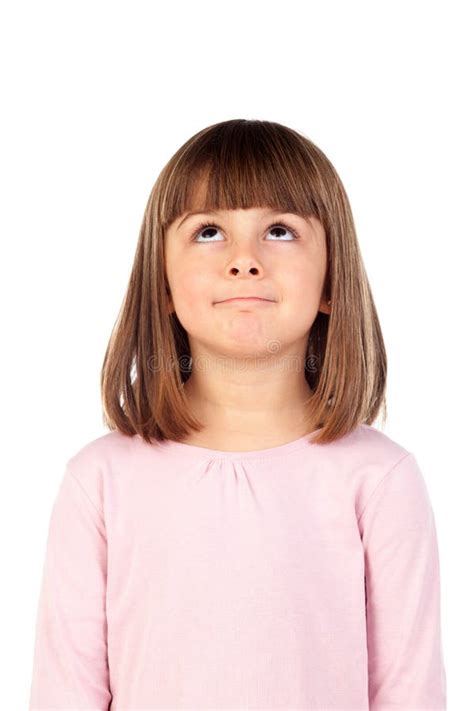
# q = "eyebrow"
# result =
<box><xmin>177</xmin><ymin>208</ymin><xmax>309</xmax><ymax>231</ymax></box>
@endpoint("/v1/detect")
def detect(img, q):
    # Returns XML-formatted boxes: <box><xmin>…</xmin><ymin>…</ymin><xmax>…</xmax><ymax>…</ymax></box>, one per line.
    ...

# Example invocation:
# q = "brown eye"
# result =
<box><xmin>192</xmin><ymin>223</ymin><xmax>224</xmax><ymax>242</ymax></box>
<box><xmin>191</xmin><ymin>220</ymin><xmax>301</xmax><ymax>242</ymax></box>
<box><xmin>266</xmin><ymin>223</ymin><xmax>300</xmax><ymax>241</ymax></box>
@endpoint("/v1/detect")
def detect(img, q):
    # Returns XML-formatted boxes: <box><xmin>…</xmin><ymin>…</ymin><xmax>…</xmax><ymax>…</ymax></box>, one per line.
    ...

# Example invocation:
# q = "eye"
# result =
<box><xmin>192</xmin><ymin>222</ymin><xmax>225</xmax><ymax>242</ymax></box>
<box><xmin>266</xmin><ymin>222</ymin><xmax>301</xmax><ymax>241</ymax></box>
<box><xmin>191</xmin><ymin>220</ymin><xmax>301</xmax><ymax>242</ymax></box>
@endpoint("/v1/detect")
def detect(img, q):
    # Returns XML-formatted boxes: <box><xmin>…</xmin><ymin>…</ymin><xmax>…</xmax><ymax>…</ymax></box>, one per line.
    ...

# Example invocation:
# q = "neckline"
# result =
<box><xmin>157</xmin><ymin>427</ymin><xmax>323</xmax><ymax>461</ymax></box>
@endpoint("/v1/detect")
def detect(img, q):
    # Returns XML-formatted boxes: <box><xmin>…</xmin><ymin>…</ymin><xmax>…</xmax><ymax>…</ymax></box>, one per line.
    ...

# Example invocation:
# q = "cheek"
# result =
<box><xmin>277</xmin><ymin>260</ymin><xmax>326</xmax><ymax>329</ymax></box>
<box><xmin>171</xmin><ymin>264</ymin><xmax>214</xmax><ymax>310</ymax></box>
<box><xmin>285</xmin><ymin>262</ymin><xmax>324</xmax><ymax>305</ymax></box>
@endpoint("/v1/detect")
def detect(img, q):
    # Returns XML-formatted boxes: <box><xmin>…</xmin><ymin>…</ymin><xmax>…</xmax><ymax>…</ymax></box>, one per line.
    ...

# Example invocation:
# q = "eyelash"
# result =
<box><xmin>190</xmin><ymin>220</ymin><xmax>301</xmax><ymax>242</ymax></box>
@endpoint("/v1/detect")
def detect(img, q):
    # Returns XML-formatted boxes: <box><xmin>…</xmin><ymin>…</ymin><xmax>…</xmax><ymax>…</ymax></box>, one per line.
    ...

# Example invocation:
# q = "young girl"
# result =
<box><xmin>29</xmin><ymin>119</ymin><xmax>447</xmax><ymax>710</ymax></box>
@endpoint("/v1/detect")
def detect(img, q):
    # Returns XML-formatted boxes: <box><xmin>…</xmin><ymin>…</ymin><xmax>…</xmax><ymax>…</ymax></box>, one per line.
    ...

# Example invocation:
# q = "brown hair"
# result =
<box><xmin>100</xmin><ymin>119</ymin><xmax>387</xmax><ymax>446</ymax></box>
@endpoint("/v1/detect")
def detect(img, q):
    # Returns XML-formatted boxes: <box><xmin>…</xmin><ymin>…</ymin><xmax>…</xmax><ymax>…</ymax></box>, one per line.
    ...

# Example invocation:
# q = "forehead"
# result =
<box><xmin>179</xmin><ymin>206</ymin><xmax>297</xmax><ymax>222</ymax></box>
<box><xmin>169</xmin><ymin>169</ymin><xmax>319</xmax><ymax>224</ymax></box>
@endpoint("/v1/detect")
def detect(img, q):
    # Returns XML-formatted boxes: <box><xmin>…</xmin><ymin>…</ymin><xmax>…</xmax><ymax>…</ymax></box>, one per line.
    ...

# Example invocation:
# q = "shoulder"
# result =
<box><xmin>63</xmin><ymin>429</ymin><xmax>138</xmax><ymax>501</ymax></box>
<box><xmin>322</xmin><ymin>423</ymin><xmax>418</xmax><ymax>504</ymax></box>
<box><xmin>337</xmin><ymin>424</ymin><xmax>428</xmax><ymax>518</ymax></box>
<box><xmin>326</xmin><ymin>422</ymin><xmax>413</xmax><ymax>467</ymax></box>
<box><xmin>66</xmin><ymin>429</ymin><xmax>136</xmax><ymax>470</ymax></box>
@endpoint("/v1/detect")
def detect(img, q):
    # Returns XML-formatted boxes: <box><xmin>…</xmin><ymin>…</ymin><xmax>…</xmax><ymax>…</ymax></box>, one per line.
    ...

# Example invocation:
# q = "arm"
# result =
<box><xmin>28</xmin><ymin>460</ymin><xmax>112</xmax><ymax>710</ymax></box>
<box><xmin>358</xmin><ymin>452</ymin><xmax>447</xmax><ymax>710</ymax></box>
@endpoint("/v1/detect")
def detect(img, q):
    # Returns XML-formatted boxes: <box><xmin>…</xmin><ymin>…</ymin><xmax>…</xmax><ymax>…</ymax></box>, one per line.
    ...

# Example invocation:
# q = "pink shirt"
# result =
<box><xmin>29</xmin><ymin>423</ymin><xmax>447</xmax><ymax>710</ymax></box>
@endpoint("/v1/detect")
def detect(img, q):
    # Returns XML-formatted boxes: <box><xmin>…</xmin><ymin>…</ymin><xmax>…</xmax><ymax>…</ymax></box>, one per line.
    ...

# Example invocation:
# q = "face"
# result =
<box><xmin>164</xmin><ymin>207</ymin><xmax>329</xmax><ymax>363</ymax></box>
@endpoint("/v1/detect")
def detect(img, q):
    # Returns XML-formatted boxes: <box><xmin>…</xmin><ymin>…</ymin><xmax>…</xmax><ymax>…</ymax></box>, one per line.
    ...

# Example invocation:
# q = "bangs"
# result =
<box><xmin>159</xmin><ymin>119</ymin><xmax>326</xmax><ymax>230</ymax></box>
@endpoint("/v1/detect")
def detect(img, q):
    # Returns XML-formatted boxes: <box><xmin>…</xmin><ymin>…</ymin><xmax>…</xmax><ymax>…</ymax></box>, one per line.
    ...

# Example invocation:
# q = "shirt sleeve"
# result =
<box><xmin>358</xmin><ymin>452</ymin><xmax>447</xmax><ymax>710</ymax></box>
<box><xmin>28</xmin><ymin>461</ymin><xmax>112</xmax><ymax>710</ymax></box>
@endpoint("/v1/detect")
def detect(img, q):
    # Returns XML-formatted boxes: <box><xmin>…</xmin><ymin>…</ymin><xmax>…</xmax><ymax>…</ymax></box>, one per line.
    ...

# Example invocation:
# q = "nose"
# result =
<box><xmin>227</xmin><ymin>256</ymin><xmax>262</xmax><ymax>277</ymax></box>
<box><xmin>224</xmin><ymin>234</ymin><xmax>269</xmax><ymax>279</ymax></box>
<box><xmin>230</xmin><ymin>264</ymin><xmax>259</xmax><ymax>276</ymax></box>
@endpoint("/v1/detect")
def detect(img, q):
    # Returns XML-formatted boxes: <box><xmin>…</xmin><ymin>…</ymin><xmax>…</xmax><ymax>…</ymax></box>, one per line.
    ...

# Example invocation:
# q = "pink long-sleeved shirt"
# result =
<box><xmin>29</xmin><ymin>423</ymin><xmax>447</xmax><ymax>710</ymax></box>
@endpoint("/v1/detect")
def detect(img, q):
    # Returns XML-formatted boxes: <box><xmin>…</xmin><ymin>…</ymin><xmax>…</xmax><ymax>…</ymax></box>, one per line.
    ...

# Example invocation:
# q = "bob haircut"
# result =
<box><xmin>101</xmin><ymin>119</ymin><xmax>387</xmax><ymax>446</ymax></box>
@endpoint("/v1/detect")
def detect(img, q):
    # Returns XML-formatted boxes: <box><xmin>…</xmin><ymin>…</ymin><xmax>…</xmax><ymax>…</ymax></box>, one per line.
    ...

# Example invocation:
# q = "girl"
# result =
<box><xmin>29</xmin><ymin>119</ymin><xmax>447</xmax><ymax>710</ymax></box>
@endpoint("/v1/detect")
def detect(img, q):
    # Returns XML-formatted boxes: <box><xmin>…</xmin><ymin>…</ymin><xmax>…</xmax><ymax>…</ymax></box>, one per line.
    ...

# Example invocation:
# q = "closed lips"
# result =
<box><xmin>215</xmin><ymin>296</ymin><xmax>275</xmax><ymax>303</ymax></box>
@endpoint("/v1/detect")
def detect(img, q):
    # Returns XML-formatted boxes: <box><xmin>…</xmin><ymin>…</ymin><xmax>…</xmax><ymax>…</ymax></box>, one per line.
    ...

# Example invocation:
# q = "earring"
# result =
<box><xmin>327</xmin><ymin>299</ymin><xmax>332</xmax><ymax>305</ymax></box>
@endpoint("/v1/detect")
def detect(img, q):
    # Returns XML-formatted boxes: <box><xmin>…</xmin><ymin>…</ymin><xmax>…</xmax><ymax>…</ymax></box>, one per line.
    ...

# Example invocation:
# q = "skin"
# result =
<box><xmin>164</xmin><ymin>206</ymin><xmax>331</xmax><ymax>451</ymax></box>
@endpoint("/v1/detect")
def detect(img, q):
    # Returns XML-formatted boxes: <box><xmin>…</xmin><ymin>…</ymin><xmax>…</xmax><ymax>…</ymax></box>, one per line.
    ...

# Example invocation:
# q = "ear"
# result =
<box><xmin>165</xmin><ymin>283</ymin><xmax>175</xmax><ymax>314</ymax></box>
<box><xmin>319</xmin><ymin>296</ymin><xmax>331</xmax><ymax>315</ymax></box>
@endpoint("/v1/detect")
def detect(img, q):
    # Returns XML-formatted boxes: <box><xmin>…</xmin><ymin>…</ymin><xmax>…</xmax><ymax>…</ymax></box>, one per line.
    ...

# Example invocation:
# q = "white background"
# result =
<box><xmin>1</xmin><ymin>1</ymin><xmax>471</xmax><ymax>707</ymax></box>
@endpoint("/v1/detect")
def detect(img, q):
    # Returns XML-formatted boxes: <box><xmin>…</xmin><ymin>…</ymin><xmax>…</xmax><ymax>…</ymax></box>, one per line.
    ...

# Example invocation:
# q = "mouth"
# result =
<box><xmin>215</xmin><ymin>297</ymin><xmax>275</xmax><ymax>304</ymax></box>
